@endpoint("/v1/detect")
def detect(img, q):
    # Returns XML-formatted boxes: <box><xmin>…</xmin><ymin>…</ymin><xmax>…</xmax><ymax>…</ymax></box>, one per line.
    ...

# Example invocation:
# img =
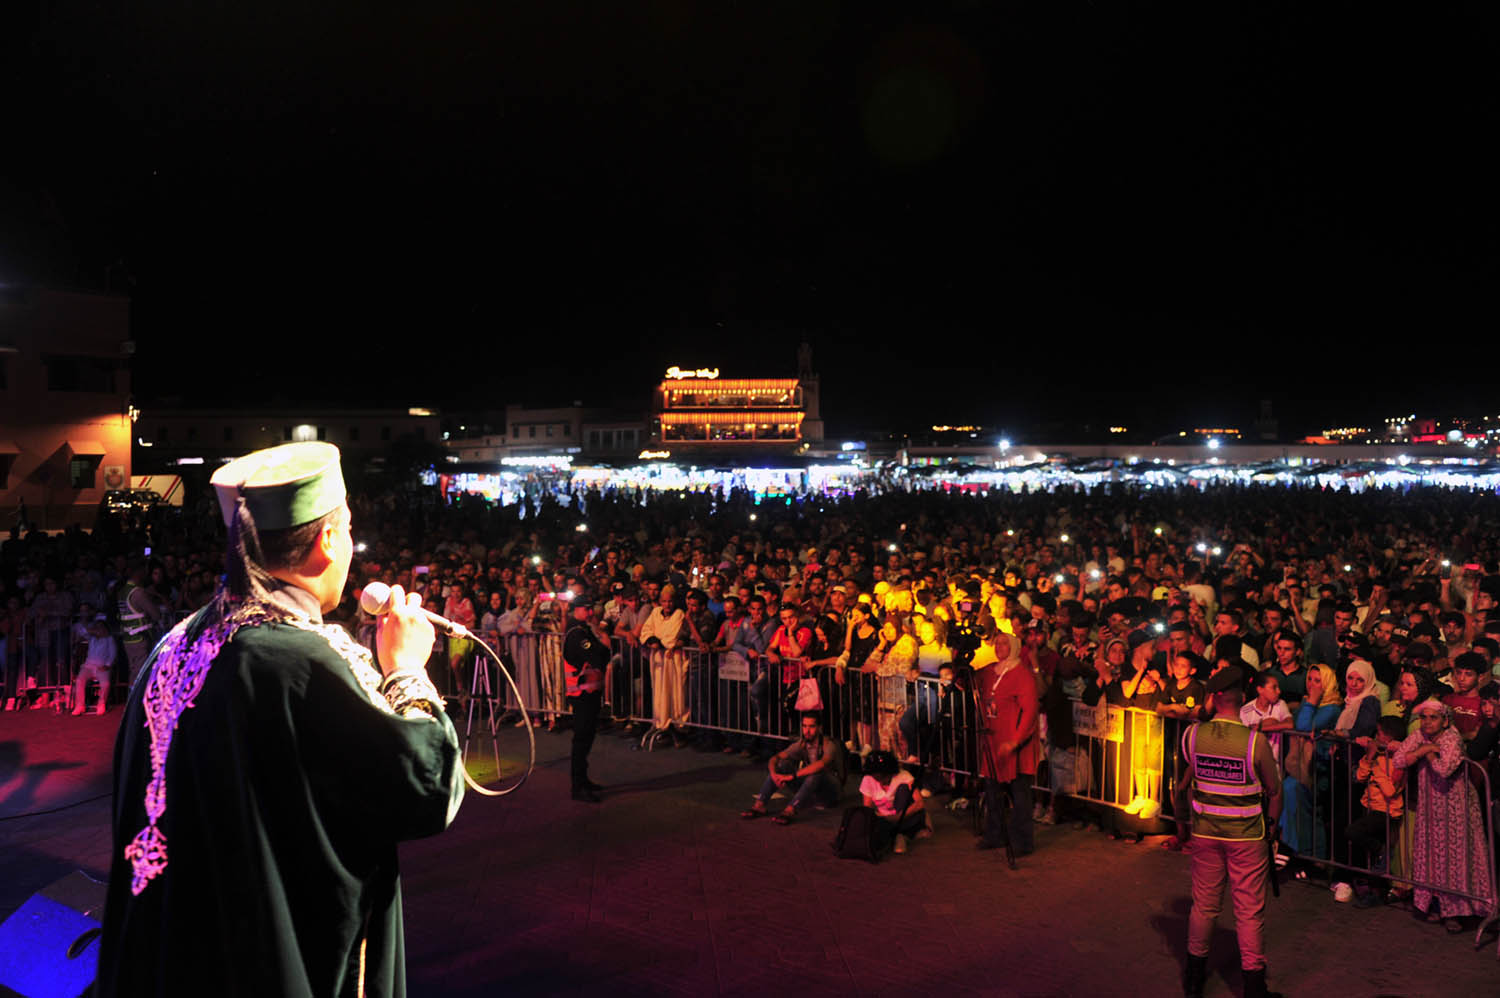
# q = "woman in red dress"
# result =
<box><xmin>976</xmin><ymin>627</ymin><xmax>1040</xmax><ymax>856</ymax></box>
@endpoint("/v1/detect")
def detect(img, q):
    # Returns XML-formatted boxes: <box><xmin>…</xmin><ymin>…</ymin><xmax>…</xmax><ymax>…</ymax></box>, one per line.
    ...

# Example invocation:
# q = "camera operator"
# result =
<box><xmin>946</xmin><ymin>585</ymin><xmax>985</xmax><ymax>673</ymax></box>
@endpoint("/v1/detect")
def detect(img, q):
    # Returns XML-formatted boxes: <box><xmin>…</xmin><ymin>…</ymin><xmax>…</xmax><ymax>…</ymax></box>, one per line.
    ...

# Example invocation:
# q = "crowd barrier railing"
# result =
<box><xmin>1276</xmin><ymin>727</ymin><xmax>1497</xmax><ymax>948</ymax></box>
<box><xmin>13</xmin><ymin>616</ymin><xmax>75</xmax><ymax>709</ymax></box>
<box><xmin>459</xmin><ymin>637</ymin><xmax>996</xmax><ymax>781</ymax></box>
<box><xmin>1032</xmin><ymin>702</ymin><xmax>1182</xmax><ymax>828</ymax></box>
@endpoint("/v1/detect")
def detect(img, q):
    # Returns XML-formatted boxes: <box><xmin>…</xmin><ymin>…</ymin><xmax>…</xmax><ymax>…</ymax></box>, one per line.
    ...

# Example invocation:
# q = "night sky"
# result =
<box><xmin>4</xmin><ymin>2</ymin><xmax>1497</xmax><ymax>439</ymax></box>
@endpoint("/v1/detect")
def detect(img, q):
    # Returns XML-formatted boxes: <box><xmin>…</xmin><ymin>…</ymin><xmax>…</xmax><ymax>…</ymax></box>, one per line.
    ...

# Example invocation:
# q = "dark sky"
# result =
<box><xmin>4</xmin><ymin>2</ymin><xmax>1498</xmax><ymax>438</ymax></box>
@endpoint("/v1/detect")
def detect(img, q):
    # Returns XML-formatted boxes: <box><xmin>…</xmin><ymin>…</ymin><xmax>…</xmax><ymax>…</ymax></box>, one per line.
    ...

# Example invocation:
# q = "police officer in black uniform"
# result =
<box><xmin>565</xmin><ymin>593</ymin><xmax>610</xmax><ymax>802</ymax></box>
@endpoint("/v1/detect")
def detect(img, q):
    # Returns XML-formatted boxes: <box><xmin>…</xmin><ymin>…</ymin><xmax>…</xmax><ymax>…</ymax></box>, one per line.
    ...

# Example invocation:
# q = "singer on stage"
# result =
<box><xmin>97</xmin><ymin>442</ymin><xmax>465</xmax><ymax>998</ymax></box>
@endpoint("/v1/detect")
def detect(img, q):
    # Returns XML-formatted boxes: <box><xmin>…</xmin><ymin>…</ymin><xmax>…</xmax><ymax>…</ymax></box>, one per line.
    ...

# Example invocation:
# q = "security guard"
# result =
<box><xmin>1175</xmin><ymin>667</ymin><xmax>1283</xmax><ymax>998</ymax></box>
<box><xmin>117</xmin><ymin>560</ymin><xmax>162</xmax><ymax>685</ymax></box>
<box><xmin>564</xmin><ymin>593</ymin><xmax>610</xmax><ymax>803</ymax></box>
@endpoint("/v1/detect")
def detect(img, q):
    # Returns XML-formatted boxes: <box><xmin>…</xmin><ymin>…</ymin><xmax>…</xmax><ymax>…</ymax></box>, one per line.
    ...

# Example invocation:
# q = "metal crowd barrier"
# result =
<box><xmin>12</xmin><ymin>616</ymin><xmax>74</xmax><ymax>709</ymax></box>
<box><xmin>1031</xmin><ymin>702</ymin><xmax>1182</xmax><ymax>829</ymax></box>
<box><xmin>458</xmin><ymin>635</ymin><xmax>992</xmax><ymax>781</ymax></box>
<box><xmin>1276</xmin><ymin>727</ymin><xmax>1497</xmax><ymax>950</ymax></box>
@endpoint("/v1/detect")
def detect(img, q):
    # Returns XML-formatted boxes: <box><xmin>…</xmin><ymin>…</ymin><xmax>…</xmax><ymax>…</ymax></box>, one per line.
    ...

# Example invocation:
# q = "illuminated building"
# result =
<box><xmin>0</xmin><ymin>286</ymin><xmax>133</xmax><ymax>529</ymax></box>
<box><xmin>648</xmin><ymin>343</ymin><xmax>824</xmax><ymax>454</ymax></box>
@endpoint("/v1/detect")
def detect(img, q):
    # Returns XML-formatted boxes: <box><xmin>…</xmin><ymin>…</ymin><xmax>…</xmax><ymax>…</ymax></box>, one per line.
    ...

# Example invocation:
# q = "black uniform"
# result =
<box><xmin>564</xmin><ymin>619</ymin><xmax>610</xmax><ymax>797</ymax></box>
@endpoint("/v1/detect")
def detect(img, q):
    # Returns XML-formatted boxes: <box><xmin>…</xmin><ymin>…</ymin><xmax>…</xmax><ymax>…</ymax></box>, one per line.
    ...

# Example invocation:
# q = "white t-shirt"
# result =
<box><xmin>1240</xmin><ymin>699</ymin><xmax>1292</xmax><ymax>756</ymax></box>
<box><xmin>859</xmin><ymin>769</ymin><xmax>915</xmax><ymax>818</ymax></box>
<box><xmin>82</xmin><ymin>632</ymin><xmax>118</xmax><ymax>670</ymax></box>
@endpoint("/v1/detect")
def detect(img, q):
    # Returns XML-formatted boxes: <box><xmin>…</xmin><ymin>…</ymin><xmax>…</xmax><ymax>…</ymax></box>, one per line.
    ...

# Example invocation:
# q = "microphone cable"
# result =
<box><xmin>459</xmin><ymin>632</ymin><xmax>535</xmax><ymax>797</ymax></box>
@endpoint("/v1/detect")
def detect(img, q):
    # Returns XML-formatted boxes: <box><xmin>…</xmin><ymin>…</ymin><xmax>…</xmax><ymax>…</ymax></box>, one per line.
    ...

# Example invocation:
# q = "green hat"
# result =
<box><xmin>211</xmin><ymin>442</ymin><xmax>346</xmax><ymax>531</ymax></box>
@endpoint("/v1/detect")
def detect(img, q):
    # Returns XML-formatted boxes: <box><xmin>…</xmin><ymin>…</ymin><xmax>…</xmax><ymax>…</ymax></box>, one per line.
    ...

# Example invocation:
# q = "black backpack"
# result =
<box><xmin>831</xmin><ymin>805</ymin><xmax>881</xmax><ymax>862</ymax></box>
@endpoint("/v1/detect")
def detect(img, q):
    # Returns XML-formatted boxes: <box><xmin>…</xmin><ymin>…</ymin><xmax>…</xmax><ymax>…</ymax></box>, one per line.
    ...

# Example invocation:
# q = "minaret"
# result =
<box><xmin>798</xmin><ymin>341</ymin><xmax>824</xmax><ymax>443</ymax></box>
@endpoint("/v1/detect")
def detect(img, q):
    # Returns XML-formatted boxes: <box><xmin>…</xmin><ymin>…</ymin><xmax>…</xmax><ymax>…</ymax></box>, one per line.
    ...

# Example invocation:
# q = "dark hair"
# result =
<box><xmin>1452</xmin><ymin>651</ymin><xmax>1485</xmax><ymax>675</ymax></box>
<box><xmin>1399</xmin><ymin>665</ymin><xmax>1440</xmax><ymax>716</ymax></box>
<box><xmin>864</xmin><ymin>749</ymin><xmax>899</xmax><ymax>778</ymax></box>
<box><xmin>225</xmin><ymin>502</ymin><xmax>340</xmax><ymax>601</ymax></box>
<box><xmin>1376</xmin><ymin>715</ymin><xmax>1407</xmax><ymax>740</ymax></box>
<box><xmin>1253</xmin><ymin>669</ymin><xmax>1280</xmax><ymax>692</ymax></box>
<box><xmin>799</xmin><ymin>711</ymin><xmax>822</xmax><ymax>728</ymax></box>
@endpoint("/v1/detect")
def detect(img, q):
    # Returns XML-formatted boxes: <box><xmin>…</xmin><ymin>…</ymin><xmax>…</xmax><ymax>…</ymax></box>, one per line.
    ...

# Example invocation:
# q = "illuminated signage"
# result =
<box><xmin>665</xmin><ymin>366</ymin><xmax>720</xmax><ymax>380</ymax></box>
<box><xmin>638</xmin><ymin>449</ymin><xmax>671</xmax><ymax>460</ymax></box>
<box><xmin>500</xmin><ymin>455</ymin><xmax>573</xmax><ymax>467</ymax></box>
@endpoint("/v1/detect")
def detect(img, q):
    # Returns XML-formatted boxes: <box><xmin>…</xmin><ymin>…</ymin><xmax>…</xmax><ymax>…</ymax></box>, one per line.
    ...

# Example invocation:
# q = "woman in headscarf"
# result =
<box><xmin>1391</xmin><ymin>699</ymin><xmax>1493</xmax><ymax>932</ymax></box>
<box><xmin>1326</xmin><ymin>658</ymin><xmax>1383</xmax><ymax>869</ymax></box>
<box><xmin>1280</xmin><ymin>663</ymin><xmax>1341</xmax><ymax>862</ymax></box>
<box><xmin>1335</xmin><ymin>658</ymin><xmax>1382</xmax><ymax>744</ymax></box>
<box><xmin>1383</xmin><ymin>664</ymin><xmax>1444</xmax><ymax>905</ymax></box>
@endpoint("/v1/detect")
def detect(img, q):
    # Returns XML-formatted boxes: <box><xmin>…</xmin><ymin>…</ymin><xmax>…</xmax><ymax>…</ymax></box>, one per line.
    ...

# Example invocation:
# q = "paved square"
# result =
<box><xmin>2</xmin><ymin>712</ymin><xmax>1494</xmax><ymax>996</ymax></box>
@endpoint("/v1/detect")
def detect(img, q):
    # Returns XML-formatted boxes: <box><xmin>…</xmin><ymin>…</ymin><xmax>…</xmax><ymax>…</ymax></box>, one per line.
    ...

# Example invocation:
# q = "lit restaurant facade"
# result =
<box><xmin>647</xmin><ymin>350</ymin><xmax>825</xmax><ymax>459</ymax></box>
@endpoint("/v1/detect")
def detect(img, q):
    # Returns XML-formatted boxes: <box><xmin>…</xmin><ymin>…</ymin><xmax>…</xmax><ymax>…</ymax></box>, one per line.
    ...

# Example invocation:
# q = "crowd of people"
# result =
<box><xmin>3</xmin><ymin>479</ymin><xmax>1498</xmax><ymax>924</ymax></box>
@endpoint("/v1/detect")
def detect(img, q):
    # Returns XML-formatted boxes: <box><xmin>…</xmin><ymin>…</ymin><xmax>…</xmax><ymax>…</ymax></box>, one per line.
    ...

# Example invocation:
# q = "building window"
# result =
<box><xmin>546</xmin><ymin>425</ymin><xmax>553</xmax><ymax>437</ymax></box>
<box><xmin>349</xmin><ymin>426</ymin><xmax>360</xmax><ymax>442</ymax></box>
<box><xmin>69</xmin><ymin>457</ymin><xmax>99</xmax><ymax>489</ymax></box>
<box><xmin>413</xmin><ymin>427</ymin><xmax>424</xmax><ymax>441</ymax></box>
<box><xmin>187</xmin><ymin>426</ymin><xmax>198</xmax><ymax>441</ymax></box>
<box><xmin>563</xmin><ymin>424</ymin><xmax>570</xmax><ymax>436</ymax></box>
<box><xmin>157</xmin><ymin>426</ymin><xmax>169</xmax><ymax>441</ymax></box>
<box><xmin>529</xmin><ymin>426</ymin><xmax>536</xmax><ymax>438</ymax></box>
<box><xmin>512</xmin><ymin>425</ymin><xmax>520</xmax><ymax>438</ymax></box>
<box><xmin>223</xmin><ymin>426</ymin><xmax>234</xmax><ymax>442</ymax></box>
<box><xmin>381</xmin><ymin>426</ymin><xmax>392</xmax><ymax>442</ymax></box>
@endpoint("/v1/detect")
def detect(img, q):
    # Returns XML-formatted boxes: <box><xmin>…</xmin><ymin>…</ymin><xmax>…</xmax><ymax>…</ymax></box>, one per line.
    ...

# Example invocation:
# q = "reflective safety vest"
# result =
<box><xmin>1184</xmin><ymin>717</ymin><xmax>1265</xmax><ymax>841</ymax></box>
<box><xmin>563</xmin><ymin>624</ymin><xmax>604</xmax><ymax>697</ymax></box>
<box><xmin>118</xmin><ymin>582</ymin><xmax>151</xmax><ymax>644</ymax></box>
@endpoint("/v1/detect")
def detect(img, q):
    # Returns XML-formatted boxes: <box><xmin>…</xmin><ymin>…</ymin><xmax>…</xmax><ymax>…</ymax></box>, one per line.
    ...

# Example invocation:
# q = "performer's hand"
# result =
<box><xmin>376</xmin><ymin>584</ymin><xmax>437</xmax><ymax>678</ymax></box>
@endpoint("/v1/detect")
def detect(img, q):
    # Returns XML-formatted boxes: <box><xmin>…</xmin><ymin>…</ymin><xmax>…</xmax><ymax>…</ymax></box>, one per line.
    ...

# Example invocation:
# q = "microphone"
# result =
<box><xmin>359</xmin><ymin>581</ymin><xmax>471</xmax><ymax>637</ymax></box>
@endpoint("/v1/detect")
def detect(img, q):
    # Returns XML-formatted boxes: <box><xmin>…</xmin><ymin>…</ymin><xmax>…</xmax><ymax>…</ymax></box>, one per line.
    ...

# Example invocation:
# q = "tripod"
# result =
<box><xmin>976</xmin><ymin>734</ymin><xmax>1019</xmax><ymax>870</ymax></box>
<box><xmin>459</xmin><ymin>633</ymin><xmax>535</xmax><ymax>798</ymax></box>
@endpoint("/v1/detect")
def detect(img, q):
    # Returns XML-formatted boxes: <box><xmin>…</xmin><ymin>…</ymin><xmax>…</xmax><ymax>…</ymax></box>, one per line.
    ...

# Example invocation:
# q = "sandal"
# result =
<box><xmin>1444</xmin><ymin>918</ymin><xmax>1465</xmax><ymax>934</ymax></box>
<box><xmin>771</xmin><ymin>808</ymin><xmax>796</xmax><ymax>825</ymax></box>
<box><xmin>740</xmin><ymin>808</ymin><xmax>765</xmax><ymax>820</ymax></box>
<box><xmin>1162</xmin><ymin>835</ymin><xmax>1184</xmax><ymax>851</ymax></box>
